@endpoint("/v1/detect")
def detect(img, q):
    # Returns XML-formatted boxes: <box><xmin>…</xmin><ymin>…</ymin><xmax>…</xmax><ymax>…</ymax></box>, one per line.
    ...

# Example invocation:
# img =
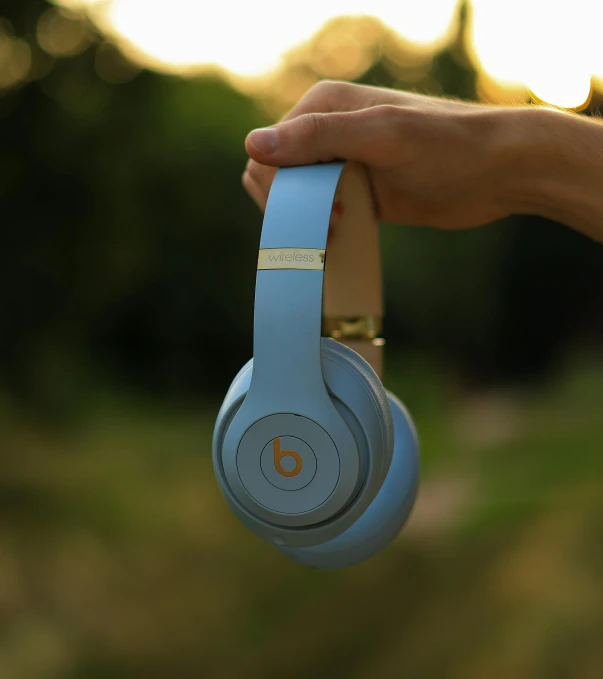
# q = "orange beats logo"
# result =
<box><xmin>273</xmin><ymin>438</ymin><xmax>303</xmax><ymax>477</ymax></box>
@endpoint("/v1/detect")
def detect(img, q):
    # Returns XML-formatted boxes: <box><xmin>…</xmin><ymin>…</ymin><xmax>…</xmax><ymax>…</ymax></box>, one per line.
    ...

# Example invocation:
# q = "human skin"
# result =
<box><xmin>242</xmin><ymin>80</ymin><xmax>603</xmax><ymax>243</ymax></box>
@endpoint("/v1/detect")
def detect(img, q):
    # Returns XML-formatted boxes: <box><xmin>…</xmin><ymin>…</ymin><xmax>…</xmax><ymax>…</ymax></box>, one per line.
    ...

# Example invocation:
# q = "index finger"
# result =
<box><xmin>243</xmin><ymin>81</ymin><xmax>393</xmax><ymax>198</ymax></box>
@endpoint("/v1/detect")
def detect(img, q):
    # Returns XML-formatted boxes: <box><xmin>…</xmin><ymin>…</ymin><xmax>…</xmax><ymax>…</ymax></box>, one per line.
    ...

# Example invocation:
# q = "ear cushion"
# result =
<box><xmin>277</xmin><ymin>391</ymin><xmax>419</xmax><ymax>569</ymax></box>
<box><xmin>320</xmin><ymin>338</ymin><xmax>394</xmax><ymax>472</ymax></box>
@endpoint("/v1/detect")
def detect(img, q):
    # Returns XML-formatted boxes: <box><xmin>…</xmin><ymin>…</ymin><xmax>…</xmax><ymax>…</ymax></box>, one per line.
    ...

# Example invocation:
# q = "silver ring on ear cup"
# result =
<box><xmin>276</xmin><ymin>391</ymin><xmax>419</xmax><ymax>569</ymax></box>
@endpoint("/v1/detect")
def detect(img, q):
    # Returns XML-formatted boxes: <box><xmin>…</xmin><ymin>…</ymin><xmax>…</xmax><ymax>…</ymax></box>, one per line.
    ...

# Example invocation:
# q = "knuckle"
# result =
<box><xmin>375</xmin><ymin>103</ymin><xmax>406</xmax><ymax>124</ymax></box>
<box><xmin>299</xmin><ymin>112</ymin><xmax>326</xmax><ymax>142</ymax></box>
<box><xmin>361</xmin><ymin>103</ymin><xmax>406</xmax><ymax>137</ymax></box>
<box><xmin>377</xmin><ymin>104</ymin><xmax>421</xmax><ymax>140</ymax></box>
<box><xmin>312</xmin><ymin>78</ymin><xmax>338</xmax><ymax>94</ymax></box>
<box><xmin>328</xmin><ymin>111</ymin><xmax>349</xmax><ymax>138</ymax></box>
<box><xmin>310</xmin><ymin>79</ymin><xmax>351</xmax><ymax>107</ymax></box>
<box><xmin>358</xmin><ymin>104</ymin><xmax>423</xmax><ymax>161</ymax></box>
<box><xmin>360</xmin><ymin>103</ymin><xmax>400</xmax><ymax>128</ymax></box>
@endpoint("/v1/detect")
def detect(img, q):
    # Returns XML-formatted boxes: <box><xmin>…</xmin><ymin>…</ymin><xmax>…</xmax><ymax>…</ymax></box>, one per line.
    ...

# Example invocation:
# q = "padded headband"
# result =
<box><xmin>255</xmin><ymin>161</ymin><xmax>384</xmax><ymax>378</ymax></box>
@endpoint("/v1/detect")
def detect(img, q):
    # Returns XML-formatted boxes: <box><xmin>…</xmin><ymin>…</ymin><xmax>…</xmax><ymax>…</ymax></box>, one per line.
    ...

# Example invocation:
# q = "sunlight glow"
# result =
<box><xmin>60</xmin><ymin>0</ymin><xmax>460</xmax><ymax>77</ymax></box>
<box><xmin>370</xmin><ymin>0</ymin><xmax>460</xmax><ymax>48</ymax></box>
<box><xmin>52</xmin><ymin>0</ymin><xmax>603</xmax><ymax>109</ymax></box>
<box><xmin>106</xmin><ymin>0</ymin><xmax>322</xmax><ymax>76</ymax></box>
<box><xmin>469</xmin><ymin>0</ymin><xmax>597</xmax><ymax>109</ymax></box>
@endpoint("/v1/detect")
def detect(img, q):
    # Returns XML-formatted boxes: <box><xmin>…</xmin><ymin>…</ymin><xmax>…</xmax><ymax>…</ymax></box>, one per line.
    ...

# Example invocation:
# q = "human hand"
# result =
<box><xmin>242</xmin><ymin>80</ymin><xmax>535</xmax><ymax>230</ymax></box>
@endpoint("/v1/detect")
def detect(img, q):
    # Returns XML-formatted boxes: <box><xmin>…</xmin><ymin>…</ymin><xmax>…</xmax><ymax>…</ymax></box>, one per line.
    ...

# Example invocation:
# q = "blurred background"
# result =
<box><xmin>1</xmin><ymin>1</ymin><xmax>603</xmax><ymax>677</ymax></box>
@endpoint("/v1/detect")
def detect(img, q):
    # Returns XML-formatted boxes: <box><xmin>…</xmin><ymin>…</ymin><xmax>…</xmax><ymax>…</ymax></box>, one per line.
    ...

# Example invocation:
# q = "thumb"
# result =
<box><xmin>245</xmin><ymin>107</ymin><xmax>390</xmax><ymax>167</ymax></box>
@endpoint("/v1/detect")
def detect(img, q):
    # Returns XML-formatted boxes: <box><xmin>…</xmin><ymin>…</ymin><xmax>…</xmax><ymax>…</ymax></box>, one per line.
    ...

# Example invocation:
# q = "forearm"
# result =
<box><xmin>498</xmin><ymin>107</ymin><xmax>603</xmax><ymax>242</ymax></box>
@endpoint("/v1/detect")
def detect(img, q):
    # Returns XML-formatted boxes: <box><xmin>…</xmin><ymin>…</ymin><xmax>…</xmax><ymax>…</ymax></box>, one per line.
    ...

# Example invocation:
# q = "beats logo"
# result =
<box><xmin>273</xmin><ymin>437</ymin><xmax>303</xmax><ymax>477</ymax></box>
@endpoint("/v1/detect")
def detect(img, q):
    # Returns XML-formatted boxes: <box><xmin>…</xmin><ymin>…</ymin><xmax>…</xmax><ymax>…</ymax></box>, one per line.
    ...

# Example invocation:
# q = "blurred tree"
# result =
<box><xmin>1</xmin><ymin>20</ymin><xmax>267</xmax><ymax>406</ymax></box>
<box><xmin>0</xmin><ymin>0</ymin><xmax>602</xmax><ymax>412</ymax></box>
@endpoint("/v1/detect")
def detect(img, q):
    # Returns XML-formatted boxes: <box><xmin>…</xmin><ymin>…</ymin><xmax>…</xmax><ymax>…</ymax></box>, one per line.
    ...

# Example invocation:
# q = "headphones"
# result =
<box><xmin>213</xmin><ymin>161</ymin><xmax>419</xmax><ymax>568</ymax></box>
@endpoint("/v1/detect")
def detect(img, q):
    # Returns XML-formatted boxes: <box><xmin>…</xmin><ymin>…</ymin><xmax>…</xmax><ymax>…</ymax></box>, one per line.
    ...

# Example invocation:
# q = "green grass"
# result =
<box><xmin>0</xmin><ymin>357</ymin><xmax>602</xmax><ymax>679</ymax></box>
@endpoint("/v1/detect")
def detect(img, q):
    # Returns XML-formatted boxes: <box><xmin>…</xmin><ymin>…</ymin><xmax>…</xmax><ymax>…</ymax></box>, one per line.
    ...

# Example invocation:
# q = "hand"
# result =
<box><xmin>242</xmin><ymin>80</ymin><xmax>535</xmax><ymax>230</ymax></box>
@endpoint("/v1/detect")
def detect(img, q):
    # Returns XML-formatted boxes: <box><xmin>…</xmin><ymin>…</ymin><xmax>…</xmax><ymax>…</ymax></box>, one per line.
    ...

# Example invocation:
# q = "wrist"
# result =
<box><xmin>494</xmin><ymin>107</ymin><xmax>603</xmax><ymax>240</ymax></box>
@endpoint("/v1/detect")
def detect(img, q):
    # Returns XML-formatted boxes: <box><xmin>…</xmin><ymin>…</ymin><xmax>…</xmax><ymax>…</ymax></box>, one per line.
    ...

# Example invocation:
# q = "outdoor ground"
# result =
<box><xmin>1</xmin><ymin>354</ymin><xmax>602</xmax><ymax>679</ymax></box>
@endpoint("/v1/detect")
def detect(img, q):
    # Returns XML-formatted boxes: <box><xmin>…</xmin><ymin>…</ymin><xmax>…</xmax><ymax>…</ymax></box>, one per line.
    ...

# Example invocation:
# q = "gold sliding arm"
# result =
<box><xmin>322</xmin><ymin>315</ymin><xmax>383</xmax><ymax>340</ymax></box>
<box><xmin>322</xmin><ymin>316</ymin><xmax>385</xmax><ymax>378</ymax></box>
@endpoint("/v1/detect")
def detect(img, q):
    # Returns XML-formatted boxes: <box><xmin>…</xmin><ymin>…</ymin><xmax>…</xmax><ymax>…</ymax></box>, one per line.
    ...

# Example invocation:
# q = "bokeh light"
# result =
<box><xmin>54</xmin><ymin>0</ymin><xmax>459</xmax><ymax>78</ymax></box>
<box><xmin>48</xmin><ymin>0</ymin><xmax>603</xmax><ymax>108</ymax></box>
<box><xmin>105</xmin><ymin>0</ymin><xmax>341</xmax><ymax>77</ymax></box>
<box><xmin>37</xmin><ymin>7</ymin><xmax>89</xmax><ymax>58</ymax></box>
<box><xmin>0</xmin><ymin>23</ymin><xmax>32</xmax><ymax>88</ymax></box>
<box><xmin>48</xmin><ymin>0</ymin><xmax>603</xmax><ymax>110</ymax></box>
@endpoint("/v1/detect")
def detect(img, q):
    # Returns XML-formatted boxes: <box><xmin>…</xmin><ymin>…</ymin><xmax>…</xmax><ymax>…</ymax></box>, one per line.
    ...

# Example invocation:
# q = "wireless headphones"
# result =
<box><xmin>213</xmin><ymin>161</ymin><xmax>419</xmax><ymax>568</ymax></box>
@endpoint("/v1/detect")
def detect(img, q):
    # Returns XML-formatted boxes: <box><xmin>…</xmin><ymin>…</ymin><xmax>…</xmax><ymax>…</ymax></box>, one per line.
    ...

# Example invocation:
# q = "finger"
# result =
<box><xmin>245</xmin><ymin>159</ymin><xmax>276</xmax><ymax>199</ymax></box>
<box><xmin>244</xmin><ymin>82</ymin><xmax>471</xmax><ymax>179</ymax></box>
<box><xmin>245</xmin><ymin>105</ymin><xmax>400</xmax><ymax>168</ymax></box>
<box><xmin>277</xmin><ymin>80</ymin><xmax>404</xmax><ymax>123</ymax></box>
<box><xmin>242</xmin><ymin>82</ymin><xmax>404</xmax><ymax>201</ymax></box>
<box><xmin>242</xmin><ymin>170</ymin><xmax>268</xmax><ymax>212</ymax></box>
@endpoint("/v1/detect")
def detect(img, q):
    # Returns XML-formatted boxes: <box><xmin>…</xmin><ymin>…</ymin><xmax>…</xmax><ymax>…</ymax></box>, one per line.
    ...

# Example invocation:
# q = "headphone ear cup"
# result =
<box><xmin>277</xmin><ymin>391</ymin><xmax>419</xmax><ymax>569</ymax></box>
<box><xmin>320</xmin><ymin>337</ymin><xmax>394</xmax><ymax>475</ymax></box>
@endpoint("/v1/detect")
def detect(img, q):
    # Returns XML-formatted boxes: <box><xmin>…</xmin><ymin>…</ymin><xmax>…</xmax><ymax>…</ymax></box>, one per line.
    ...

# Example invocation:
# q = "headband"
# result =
<box><xmin>255</xmin><ymin>161</ymin><xmax>384</xmax><ymax>379</ymax></box>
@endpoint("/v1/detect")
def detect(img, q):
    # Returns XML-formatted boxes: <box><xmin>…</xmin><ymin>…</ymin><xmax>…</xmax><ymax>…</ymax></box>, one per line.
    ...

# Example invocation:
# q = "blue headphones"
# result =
<box><xmin>213</xmin><ymin>161</ymin><xmax>419</xmax><ymax>568</ymax></box>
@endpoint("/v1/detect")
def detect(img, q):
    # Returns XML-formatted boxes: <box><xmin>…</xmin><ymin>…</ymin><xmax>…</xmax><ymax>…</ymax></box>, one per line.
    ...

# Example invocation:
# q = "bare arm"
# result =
<box><xmin>501</xmin><ymin>107</ymin><xmax>603</xmax><ymax>242</ymax></box>
<box><xmin>242</xmin><ymin>81</ymin><xmax>603</xmax><ymax>243</ymax></box>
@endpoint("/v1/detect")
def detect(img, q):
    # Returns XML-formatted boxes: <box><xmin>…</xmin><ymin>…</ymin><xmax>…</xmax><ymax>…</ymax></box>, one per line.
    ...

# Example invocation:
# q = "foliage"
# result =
<box><xmin>0</xmin><ymin>2</ymin><xmax>602</xmax><ymax>411</ymax></box>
